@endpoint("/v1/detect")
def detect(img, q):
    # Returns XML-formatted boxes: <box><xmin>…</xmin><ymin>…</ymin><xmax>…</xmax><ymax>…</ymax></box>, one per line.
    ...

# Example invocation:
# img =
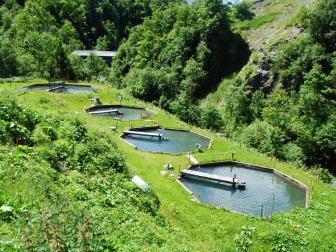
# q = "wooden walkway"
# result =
<box><xmin>124</xmin><ymin>130</ymin><xmax>163</xmax><ymax>140</ymax></box>
<box><xmin>181</xmin><ymin>169</ymin><xmax>238</xmax><ymax>185</ymax></box>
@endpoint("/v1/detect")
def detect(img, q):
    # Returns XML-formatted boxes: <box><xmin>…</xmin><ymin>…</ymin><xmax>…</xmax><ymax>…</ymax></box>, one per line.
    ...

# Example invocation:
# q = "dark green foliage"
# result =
<box><xmin>272</xmin><ymin>35</ymin><xmax>327</xmax><ymax>92</ymax></box>
<box><xmin>200</xmin><ymin>106</ymin><xmax>223</xmax><ymax>131</ymax></box>
<box><xmin>111</xmin><ymin>0</ymin><xmax>250</xmax><ymax>103</ymax></box>
<box><xmin>232</xmin><ymin>1</ymin><xmax>255</xmax><ymax>21</ymax></box>
<box><xmin>234</xmin><ymin>226</ymin><xmax>256</xmax><ymax>252</ymax></box>
<box><xmin>241</xmin><ymin>120</ymin><xmax>285</xmax><ymax>157</ymax></box>
<box><xmin>304</xmin><ymin>0</ymin><xmax>336</xmax><ymax>53</ymax></box>
<box><xmin>311</xmin><ymin>166</ymin><xmax>333</xmax><ymax>184</ymax></box>
<box><xmin>0</xmin><ymin>0</ymin><xmax>170</xmax><ymax>79</ymax></box>
<box><xmin>223</xmin><ymin>0</ymin><xmax>336</xmax><ymax>171</ymax></box>
<box><xmin>0</xmin><ymin>97</ymin><xmax>40</xmax><ymax>145</ymax></box>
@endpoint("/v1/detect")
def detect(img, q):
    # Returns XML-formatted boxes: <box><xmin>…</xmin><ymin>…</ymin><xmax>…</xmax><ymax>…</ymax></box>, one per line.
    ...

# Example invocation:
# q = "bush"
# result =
<box><xmin>0</xmin><ymin>120</ymin><xmax>10</xmax><ymax>145</ymax></box>
<box><xmin>232</xmin><ymin>1</ymin><xmax>255</xmax><ymax>21</ymax></box>
<box><xmin>241</xmin><ymin>120</ymin><xmax>285</xmax><ymax>156</ymax></box>
<box><xmin>200</xmin><ymin>106</ymin><xmax>223</xmax><ymax>131</ymax></box>
<box><xmin>234</xmin><ymin>226</ymin><xmax>256</xmax><ymax>252</ymax></box>
<box><xmin>311</xmin><ymin>166</ymin><xmax>333</xmax><ymax>184</ymax></box>
<box><xmin>33</xmin><ymin>125</ymin><xmax>53</xmax><ymax>145</ymax></box>
<box><xmin>281</xmin><ymin>143</ymin><xmax>306</xmax><ymax>167</ymax></box>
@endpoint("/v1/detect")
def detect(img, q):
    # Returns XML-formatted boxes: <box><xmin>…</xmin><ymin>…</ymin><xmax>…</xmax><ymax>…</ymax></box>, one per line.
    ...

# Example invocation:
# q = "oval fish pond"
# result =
<box><xmin>21</xmin><ymin>83</ymin><xmax>96</xmax><ymax>94</ymax></box>
<box><xmin>86</xmin><ymin>105</ymin><xmax>154</xmax><ymax>121</ymax></box>
<box><xmin>180</xmin><ymin>162</ymin><xmax>307</xmax><ymax>217</ymax></box>
<box><xmin>121</xmin><ymin>126</ymin><xmax>211</xmax><ymax>153</ymax></box>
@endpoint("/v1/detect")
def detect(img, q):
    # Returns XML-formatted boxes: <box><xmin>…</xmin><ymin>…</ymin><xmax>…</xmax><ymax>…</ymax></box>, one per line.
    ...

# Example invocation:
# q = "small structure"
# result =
<box><xmin>131</xmin><ymin>176</ymin><xmax>149</xmax><ymax>191</ymax></box>
<box><xmin>72</xmin><ymin>50</ymin><xmax>116</xmax><ymax>57</ymax></box>
<box><xmin>72</xmin><ymin>50</ymin><xmax>116</xmax><ymax>64</ymax></box>
<box><xmin>181</xmin><ymin>169</ymin><xmax>240</xmax><ymax>186</ymax></box>
<box><xmin>195</xmin><ymin>143</ymin><xmax>202</xmax><ymax>152</ymax></box>
<box><xmin>89</xmin><ymin>97</ymin><xmax>102</xmax><ymax>105</ymax></box>
<box><xmin>238</xmin><ymin>180</ymin><xmax>246</xmax><ymax>189</ymax></box>
<box><xmin>186</xmin><ymin>154</ymin><xmax>199</xmax><ymax>165</ymax></box>
<box><xmin>89</xmin><ymin>109</ymin><xmax>122</xmax><ymax>115</ymax></box>
<box><xmin>110</xmin><ymin>126</ymin><xmax>117</xmax><ymax>132</ymax></box>
<box><xmin>124</xmin><ymin>130</ymin><xmax>164</xmax><ymax>141</ymax></box>
<box><xmin>163</xmin><ymin>164</ymin><xmax>174</xmax><ymax>170</ymax></box>
<box><xmin>48</xmin><ymin>85</ymin><xmax>65</xmax><ymax>92</ymax></box>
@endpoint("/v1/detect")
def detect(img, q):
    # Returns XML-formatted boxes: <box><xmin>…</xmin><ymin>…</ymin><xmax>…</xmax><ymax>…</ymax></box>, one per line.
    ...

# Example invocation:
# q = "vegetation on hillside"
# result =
<box><xmin>110</xmin><ymin>0</ymin><xmax>249</xmax><ymax>126</ymax></box>
<box><xmin>221</xmin><ymin>0</ymin><xmax>336</xmax><ymax>172</ymax></box>
<box><xmin>0</xmin><ymin>0</ymin><xmax>336</xmax><ymax>250</ymax></box>
<box><xmin>0</xmin><ymin>97</ymin><xmax>188</xmax><ymax>250</ymax></box>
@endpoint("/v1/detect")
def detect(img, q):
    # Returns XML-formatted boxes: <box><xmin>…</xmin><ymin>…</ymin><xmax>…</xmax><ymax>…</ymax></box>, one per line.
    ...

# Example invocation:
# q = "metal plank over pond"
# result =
<box><xmin>181</xmin><ymin>169</ymin><xmax>238</xmax><ymax>185</ymax></box>
<box><xmin>124</xmin><ymin>130</ymin><xmax>164</xmax><ymax>141</ymax></box>
<box><xmin>89</xmin><ymin>109</ymin><xmax>122</xmax><ymax>115</ymax></box>
<box><xmin>48</xmin><ymin>85</ymin><xmax>65</xmax><ymax>92</ymax></box>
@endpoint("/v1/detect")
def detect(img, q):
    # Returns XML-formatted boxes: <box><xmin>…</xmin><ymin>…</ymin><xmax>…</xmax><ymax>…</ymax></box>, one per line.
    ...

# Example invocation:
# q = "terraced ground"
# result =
<box><xmin>1</xmin><ymin>80</ymin><xmax>335</xmax><ymax>251</ymax></box>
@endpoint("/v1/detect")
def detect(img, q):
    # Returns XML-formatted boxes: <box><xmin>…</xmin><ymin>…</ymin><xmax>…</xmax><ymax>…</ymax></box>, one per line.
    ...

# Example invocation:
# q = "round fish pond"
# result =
<box><xmin>20</xmin><ymin>83</ymin><xmax>96</xmax><ymax>94</ymax></box>
<box><xmin>179</xmin><ymin>162</ymin><xmax>307</xmax><ymax>216</ymax></box>
<box><xmin>121</xmin><ymin>126</ymin><xmax>211</xmax><ymax>153</ymax></box>
<box><xmin>86</xmin><ymin>105</ymin><xmax>154</xmax><ymax>121</ymax></box>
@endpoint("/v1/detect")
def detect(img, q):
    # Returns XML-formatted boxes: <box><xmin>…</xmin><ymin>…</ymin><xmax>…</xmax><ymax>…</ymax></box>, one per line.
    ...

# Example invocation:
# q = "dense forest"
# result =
<box><xmin>0</xmin><ymin>0</ymin><xmax>335</xmax><ymax>170</ymax></box>
<box><xmin>0</xmin><ymin>0</ymin><xmax>182</xmax><ymax>79</ymax></box>
<box><xmin>223</xmin><ymin>0</ymin><xmax>336</xmax><ymax>171</ymax></box>
<box><xmin>0</xmin><ymin>0</ymin><xmax>335</xmax><ymax>172</ymax></box>
<box><xmin>1</xmin><ymin>0</ymin><xmax>336</xmax><ymax>250</ymax></box>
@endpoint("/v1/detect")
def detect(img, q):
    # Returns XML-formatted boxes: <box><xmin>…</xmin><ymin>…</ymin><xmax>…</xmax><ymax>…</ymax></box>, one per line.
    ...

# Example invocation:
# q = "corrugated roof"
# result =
<box><xmin>72</xmin><ymin>50</ymin><xmax>117</xmax><ymax>57</ymax></box>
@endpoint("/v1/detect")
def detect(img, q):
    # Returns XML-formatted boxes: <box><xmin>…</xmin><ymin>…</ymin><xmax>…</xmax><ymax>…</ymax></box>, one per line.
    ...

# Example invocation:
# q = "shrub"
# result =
<box><xmin>200</xmin><ymin>106</ymin><xmax>223</xmax><ymax>131</ymax></box>
<box><xmin>281</xmin><ymin>143</ymin><xmax>306</xmax><ymax>167</ymax></box>
<box><xmin>241</xmin><ymin>120</ymin><xmax>284</xmax><ymax>156</ymax></box>
<box><xmin>234</xmin><ymin>226</ymin><xmax>256</xmax><ymax>252</ymax></box>
<box><xmin>311</xmin><ymin>166</ymin><xmax>333</xmax><ymax>184</ymax></box>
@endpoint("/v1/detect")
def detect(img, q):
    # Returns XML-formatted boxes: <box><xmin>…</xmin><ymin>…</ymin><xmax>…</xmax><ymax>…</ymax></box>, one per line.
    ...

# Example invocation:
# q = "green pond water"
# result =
<box><xmin>89</xmin><ymin>106</ymin><xmax>153</xmax><ymax>121</ymax></box>
<box><xmin>122</xmin><ymin>128</ymin><xmax>211</xmax><ymax>153</ymax></box>
<box><xmin>20</xmin><ymin>83</ymin><xmax>96</xmax><ymax>94</ymax></box>
<box><xmin>180</xmin><ymin>163</ymin><xmax>306</xmax><ymax>216</ymax></box>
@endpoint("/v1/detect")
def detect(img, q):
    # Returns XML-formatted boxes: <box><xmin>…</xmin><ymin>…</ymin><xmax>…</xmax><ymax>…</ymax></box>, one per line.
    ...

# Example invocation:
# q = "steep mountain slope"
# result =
<box><xmin>202</xmin><ymin>0</ymin><xmax>315</xmax><ymax>108</ymax></box>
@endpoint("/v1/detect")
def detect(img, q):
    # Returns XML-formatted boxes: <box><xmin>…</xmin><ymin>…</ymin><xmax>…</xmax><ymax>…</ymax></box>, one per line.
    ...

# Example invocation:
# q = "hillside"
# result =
<box><xmin>201</xmin><ymin>0</ymin><xmax>336</xmax><ymax>171</ymax></box>
<box><xmin>0</xmin><ymin>81</ymin><xmax>335</xmax><ymax>251</ymax></box>
<box><xmin>202</xmin><ymin>0</ymin><xmax>315</xmax><ymax>107</ymax></box>
<box><xmin>1</xmin><ymin>0</ymin><xmax>336</xmax><ymax>251</ymax></box>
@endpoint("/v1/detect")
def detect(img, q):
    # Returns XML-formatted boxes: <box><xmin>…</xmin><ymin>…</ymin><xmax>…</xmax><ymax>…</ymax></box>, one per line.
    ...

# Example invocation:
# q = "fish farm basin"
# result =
<box><xmin>85</xmin><ymin>105</ymin><xmax>154</xmax><ymax>121</ymax></box>
<box><xmin>21</xmin><ymin>83</ymin><xmax>96</xmax><ymax>94</ymax></box>
<box><xmin>179</xmin><ymin>161</ymin><xmax>307</xmax><ymax>217</ymax></box>
<box><xmin>121</xmin><ymin>126</ymin><xmax>211</xmax><ymax>153</ymax></box>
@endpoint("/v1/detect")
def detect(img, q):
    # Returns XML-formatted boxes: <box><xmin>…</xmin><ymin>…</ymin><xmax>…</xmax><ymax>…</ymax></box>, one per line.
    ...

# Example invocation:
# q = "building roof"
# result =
<box><xmin>72</xmin><ymin>50</ymin><xmax>117</xmax><ymax>57</ymax></box>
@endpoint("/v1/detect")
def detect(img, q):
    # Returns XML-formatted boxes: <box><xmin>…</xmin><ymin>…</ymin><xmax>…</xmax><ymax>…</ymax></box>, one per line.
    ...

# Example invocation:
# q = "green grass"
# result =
<box><xmin>1</xmin><ymin>81</ymin><xmax>336</xmax><ymax>251</ymax></box>
<box><xmin>235</xmin><ymin>11</ymin><xmax>281</xmax><ymax>30</ymax></box>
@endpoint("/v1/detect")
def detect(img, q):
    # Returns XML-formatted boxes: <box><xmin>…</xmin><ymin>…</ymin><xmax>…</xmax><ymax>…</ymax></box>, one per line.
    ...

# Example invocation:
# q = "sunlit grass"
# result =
<box><xmin>1</xmin><ymin>80</ymin><xmax>335</xmax><ymax>251</ymax></box>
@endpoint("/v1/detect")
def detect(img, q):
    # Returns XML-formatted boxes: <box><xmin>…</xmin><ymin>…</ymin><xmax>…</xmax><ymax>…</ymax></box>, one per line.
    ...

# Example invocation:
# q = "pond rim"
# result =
<box><xmin>120</xmin><ymin>125</ymin><xmax>213</xmax><ymax>155</ymax></box>
<box><xmin>22</xmin><ymin>82</ymin><xmax>97</xmax><ymax>90</ymax></box>
<box><xmin>85</xmin><ymin>104</ymin><xmax>157</xmax><ymax>121</ymax></box>
<box><xmin>177</xmin><ymin>161</ymin><xmax>309</xmax><ymax>214</ymax></box>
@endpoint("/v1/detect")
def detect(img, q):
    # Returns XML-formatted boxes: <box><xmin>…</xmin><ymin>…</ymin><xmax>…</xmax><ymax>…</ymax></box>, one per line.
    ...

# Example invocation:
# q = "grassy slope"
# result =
<box><xmin>201</xmin><ymin>0</ymin><xmax>314</xmax><ymax>108</ymax></box>
<box><xmin>1</xmin><ymin>81</ymin><xmax>335</xmax><ymax>251</ymax></box>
